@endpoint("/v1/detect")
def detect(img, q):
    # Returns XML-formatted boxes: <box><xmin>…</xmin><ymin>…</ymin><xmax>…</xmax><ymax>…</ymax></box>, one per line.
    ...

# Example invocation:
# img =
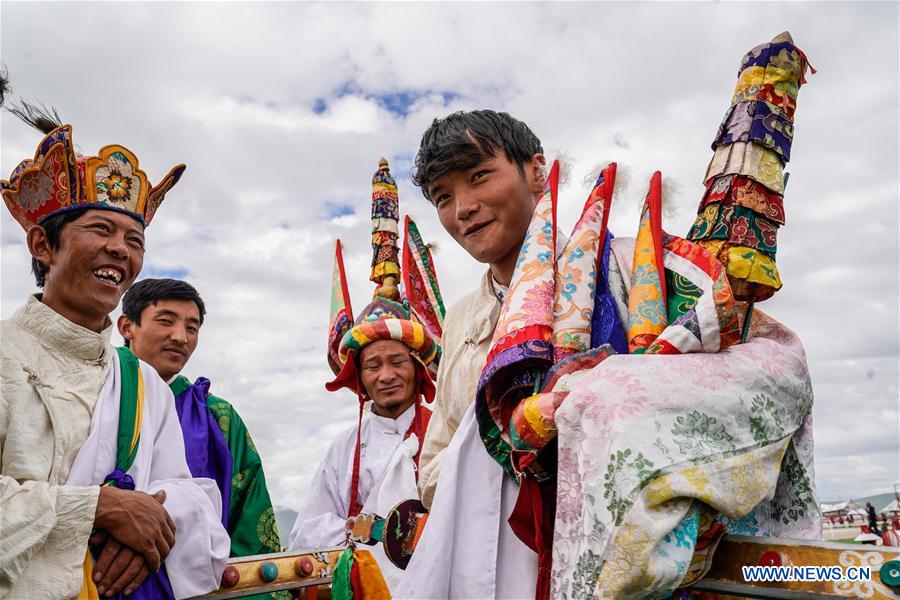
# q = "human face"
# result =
<box><xmin>358</xmin><ymin>340</ymin><xmax>418</xmax><ymax>419</ymax></box>
<box><xmin>29</xmin><ymin>210</ymin><xmax>145</xmax><ymax>332</ymax></box>
<box><xmin>428</xmin><ymin>152</ymin><xmax>545</xmax><ymax>286</ymax></box>
<box><xmin>118</xmin><ymin>299</ymin><xmax>201</xmax><ymax>382</ymax></box>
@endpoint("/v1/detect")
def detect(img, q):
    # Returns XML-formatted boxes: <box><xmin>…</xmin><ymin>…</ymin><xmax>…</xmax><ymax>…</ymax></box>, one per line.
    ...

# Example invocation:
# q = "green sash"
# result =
<box><xmin>78</xmin><ymin>347</ymin><xmax>145</xmax><ymax>599</ymax></box>
<box><xmin>110</xmin><ymin>347</ymin><xmax>144</xmax><ymax>481</ymax></box>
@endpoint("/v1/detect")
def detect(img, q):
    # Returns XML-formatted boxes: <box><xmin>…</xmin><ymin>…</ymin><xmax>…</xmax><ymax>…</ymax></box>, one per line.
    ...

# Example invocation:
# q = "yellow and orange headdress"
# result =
<box><xmin>2</xmin><ymin>124</ymin><xmax>184</xmax><ymax>229</ymax></box>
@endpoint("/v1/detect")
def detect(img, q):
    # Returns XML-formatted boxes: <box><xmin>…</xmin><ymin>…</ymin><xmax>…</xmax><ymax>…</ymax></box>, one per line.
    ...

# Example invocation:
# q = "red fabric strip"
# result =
<box><xmin>508</xmin><ymin>476</ymin><xmax>556</xmax><ymax>600</ymax></box>
<box><xmin>348</xmin><ymin>398</ymin><xmax>365</xmax><ymax>518</ymax></box>
<box><xmin>648</xmin><ymin>172</ymin><xmax>668</xmax><ymax>305</ymax></box>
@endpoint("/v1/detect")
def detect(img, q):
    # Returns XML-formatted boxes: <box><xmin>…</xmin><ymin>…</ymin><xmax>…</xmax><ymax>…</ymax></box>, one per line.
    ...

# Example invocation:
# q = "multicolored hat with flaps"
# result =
<box><xmin>325</xmin><ymin>159</ymin><xmax>444</xmax><ymax>393</ymax></box>
<box><xmin>689</xmin><ymin>31</ymin><xmax>814</xmax><ymax>304</ymax></box>
<box><xmin>1</xmin><ymin>123</ymin><xmax>184</xmax><ymax>230</ymax></box>
<box><xmin>323</xmin><ymin>158</ymin><xmax>445</xmax><ymax>518</ymax></box>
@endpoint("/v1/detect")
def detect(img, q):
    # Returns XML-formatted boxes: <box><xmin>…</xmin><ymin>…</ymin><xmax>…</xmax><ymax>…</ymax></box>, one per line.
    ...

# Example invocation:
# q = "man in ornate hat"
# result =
<box><xmin>0</xmin><ymin>111</ymin><xmax>229</xmax><ymax>599</ymax></box>
<box><xmin>118</xmin><ymin>279</ymin><xmax>283</xmax><ymax>567</ymax></box>
<box><xmin>288</xmin><ymin>160</ymin><xmax>443</xmax><ymax>593</ymax></box>
<box><xmin>287</xmin><ymin>297</ymin><xmax>438</xmax><ymax>589</ymax></box>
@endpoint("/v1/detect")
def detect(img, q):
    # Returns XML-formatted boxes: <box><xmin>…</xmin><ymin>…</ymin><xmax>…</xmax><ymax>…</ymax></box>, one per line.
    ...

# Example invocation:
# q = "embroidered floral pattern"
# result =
<box><xmin>256</xmin><ymin>506</ymin><xmax>280</xmax><ymax>548</ymax></box>
<box><xmin>603</xmin><ymin>449</ymin><xmax>657</xmax><ymax>525</ymax></box>
<box><xmin>98</xmin><ymin>173</ymin><xmax>131</xmax><ymax>199</ymax></box>
<box><xmin>552</xmin><ymin>316</ymin><xmax>818</xmax><ymax>598</ymax></box>
<box><xmin>671</xmin><ymin>411</ymin><xmax>736</xmax><ymax>456</ymax></box>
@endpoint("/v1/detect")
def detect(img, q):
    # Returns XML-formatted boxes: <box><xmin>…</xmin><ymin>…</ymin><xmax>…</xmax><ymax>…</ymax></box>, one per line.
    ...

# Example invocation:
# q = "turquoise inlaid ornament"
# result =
<box><xmin>880</xmin><ymin>560</ymin><xmax>900</xmax><ymax>590</ymax></box>
<box><xmin>259</xmin><ymin>561</ymin><xmax>279</xmax><ymax>583</ymax></box>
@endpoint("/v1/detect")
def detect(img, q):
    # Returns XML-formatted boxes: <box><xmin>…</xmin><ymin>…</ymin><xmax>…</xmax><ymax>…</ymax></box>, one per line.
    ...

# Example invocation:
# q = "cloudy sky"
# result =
<box><xmin>2</xmin><ymin>2</ymin><xmax>897</xmax><ymax>515</ymax></box>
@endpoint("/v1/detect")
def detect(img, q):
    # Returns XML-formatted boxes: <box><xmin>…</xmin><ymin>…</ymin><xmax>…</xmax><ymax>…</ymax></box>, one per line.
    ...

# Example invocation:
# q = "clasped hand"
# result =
<box><xmin>91</xmin><ymin>487</ymin><xmax>177</xmax><ymax>596</ymax></box>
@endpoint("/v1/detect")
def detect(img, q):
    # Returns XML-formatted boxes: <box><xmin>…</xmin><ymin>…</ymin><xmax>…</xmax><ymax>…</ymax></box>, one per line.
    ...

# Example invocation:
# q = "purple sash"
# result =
<box><xmin>173</xmin><ymin>377</ymin><xmax>233</xmax><ymax>530</ymax></box>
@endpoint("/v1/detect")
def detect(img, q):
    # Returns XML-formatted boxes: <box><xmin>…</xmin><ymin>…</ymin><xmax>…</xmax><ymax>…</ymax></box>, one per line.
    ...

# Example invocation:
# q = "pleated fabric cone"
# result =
<box><xmin>475</xmin><ymin>160</ymin><xmax>560</xmax><ymax>479</ymax></box>
<box><xmin>552</xmin><ymin>163</ymin><xmax>617</xmax><ymax>361</ymax></box>
<box><xmin>627</xmin><ymin>171</ymin><xmax>669</xmax><ymax>354</ymax></box>
<box><xmin>328</xmin><ymin>240</ymin><xmax>355</xmax><ymax>376</ymax></box>
<box><xmin>692</xmin><ymin>31</ymin><xmax>813</xmax><ymax>303</ymax></box>
<box><xmin>626</xmin><ymin>173</ymin><xmax>741</xmax><ymax>356</ymax></box>
<box><xmin>402</xmin><ymin>215</ymin><xmax>445</xmax><ymax>345</ymax></box>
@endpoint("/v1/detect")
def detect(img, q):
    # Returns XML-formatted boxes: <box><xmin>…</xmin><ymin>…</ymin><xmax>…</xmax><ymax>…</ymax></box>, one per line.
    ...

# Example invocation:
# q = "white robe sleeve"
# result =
<box><xmin>287</xmin><ymin>439</ymin><xmax>350</xmax><ymax>552</ymax></box>
<box><xmin>0</xmin><ymin>476</ymin><xmax>98</xmax><ymax>597</ymax></box>
<box><xmin>140</xmin><ymin>365</ymin><xmax>230</xmax><ymax>599</ymax></box>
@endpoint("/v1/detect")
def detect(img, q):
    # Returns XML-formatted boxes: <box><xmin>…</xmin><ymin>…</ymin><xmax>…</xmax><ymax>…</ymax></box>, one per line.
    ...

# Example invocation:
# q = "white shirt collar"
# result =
<box><xmin>368</xmin><ymin>403</ymin><xmax>416</xmax><ymax>434</ymax></box>
<box><xmin>15</xmin><ymin>294</ymin><xmax>112</xmax><ymax>362</ymax></box>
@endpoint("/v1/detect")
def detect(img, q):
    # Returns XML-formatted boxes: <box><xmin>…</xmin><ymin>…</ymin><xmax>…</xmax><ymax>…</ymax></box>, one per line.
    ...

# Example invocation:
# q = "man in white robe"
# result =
<box><xmin>394</xmin><ymin>110</ymin><xmax>546</xmax><ymax>599</ymax></box>
<box><xmin>288</xmin><ymin>297</ymin><xmax>440</xmax><ymax>592</ymax></box>
<box><xmin>0</xmin><ymin>117</ymin><xmax>229</xmax><ymax>599</ymax></box>
<box><xmin>400</xmin><ymin>110</ymin><xmax>817</xmax><ymax>600</ymax></box>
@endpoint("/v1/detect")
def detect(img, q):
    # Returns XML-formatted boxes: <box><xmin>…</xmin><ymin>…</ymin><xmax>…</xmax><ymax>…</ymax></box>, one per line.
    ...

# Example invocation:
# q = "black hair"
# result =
<box><xmin>411</xmin><ymin>109</ymin><xmax>543</xmax><ymax>201</ymax></box>
<box><xmin>31</xmin><ymin>208</ymin><xmax>90</xmax><ymax>287</ymax></box>
<box><xmin>122</xmin><ymin>278</ymin><xmax>206</xmax><ymax>328</ymax></box>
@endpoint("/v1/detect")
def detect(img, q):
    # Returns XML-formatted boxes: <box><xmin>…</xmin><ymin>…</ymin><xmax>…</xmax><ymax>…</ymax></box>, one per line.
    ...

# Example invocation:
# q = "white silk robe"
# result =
<box><xmin>0</xmin><ymin>296</ymin><xmax>228</xmax><ymax>600</ymax></box>
<box><xmin>288</xmin><ymin>404</ymin><xmax>420</xmax><ymax>592</ymax></box>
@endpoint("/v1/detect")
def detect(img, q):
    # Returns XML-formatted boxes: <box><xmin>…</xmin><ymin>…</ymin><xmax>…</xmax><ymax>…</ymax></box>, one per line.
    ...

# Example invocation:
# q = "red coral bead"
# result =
<box><xmin>222</xmin><ymin>565</ymin><xmax>240</xmax><ymax>588</ymax></box>
<box><xmin>759</xmin><ymin>551</ymin><xmax>782</xmax><ymax>567</ymax></box>
<box><xmin>295</xmin><ymin>556</ymin><xmax>314</xmax><ymax>577</ymax></box>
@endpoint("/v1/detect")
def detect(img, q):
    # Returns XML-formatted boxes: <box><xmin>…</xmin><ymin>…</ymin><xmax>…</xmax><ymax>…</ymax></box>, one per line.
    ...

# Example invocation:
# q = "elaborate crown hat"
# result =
<box><xmin>323</xmin><ymin>158</ymin><xmax>445</xmax><ymax>518</ymax></box>
<box><xmin>1</xmin><ymin>124</ymin><xmax>185</xmax><ymax>230</ymax></box>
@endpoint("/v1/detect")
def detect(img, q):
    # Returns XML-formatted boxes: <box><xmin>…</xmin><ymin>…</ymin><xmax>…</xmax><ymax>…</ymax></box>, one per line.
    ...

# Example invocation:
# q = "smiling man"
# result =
<box><xmin>414</xmin><ymin>110</ymin><xmax>546</xmax><ymax>511</ymax></box>
<box><xmin>0</xmin><ymin>113</ymin><xmax>228</xmax><ymax>599</ymax></box>
<box><xmin>288</xmin><ymin>297</ymin><xmax>439</xmax><ymax>592</ymax></box>
<box><xmin>394</xmin><ymin>110</ymin><xmax>546</xmax><ymax>599</ymax></box>
<box><xmin>118</xmin><ymin>279</ymin><xmax>283</xmax><ymax>572</ymax></box>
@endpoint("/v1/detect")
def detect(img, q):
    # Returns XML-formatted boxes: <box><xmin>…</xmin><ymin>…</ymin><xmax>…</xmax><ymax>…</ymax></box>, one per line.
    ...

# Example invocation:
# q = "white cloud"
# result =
<box><xmin>1</xmin><ymin>1</ymin><xmax>897</xmax><ymax>513</ymax></box>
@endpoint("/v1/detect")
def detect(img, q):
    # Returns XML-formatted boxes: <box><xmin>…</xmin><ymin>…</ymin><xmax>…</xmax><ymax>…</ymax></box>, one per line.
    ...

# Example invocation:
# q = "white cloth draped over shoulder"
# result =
<box><xmin>288</xmin><ymin>404</ymin><xmax>420</xmax><ymax>591</ymax></box>
<box><xmin>67</xmin><ymin>350</ymin><xmax>230</xmax><ymax>599</ymax></box>
<box><xmin>394</xmin><ymin>403</ymin><xmax>537</xmax><ymax>600</ymax></box>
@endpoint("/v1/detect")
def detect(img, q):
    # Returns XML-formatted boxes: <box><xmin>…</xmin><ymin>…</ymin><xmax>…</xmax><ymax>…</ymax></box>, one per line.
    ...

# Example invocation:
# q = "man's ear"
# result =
<box><xmin>117</xmin><ymin>314</ymin><xmax>135</xmax><ymax>341</ymax></box>
<box><xmin>529</xmin><ymin>153</ymin><xmax>547</xmax><ymax>194</ymax></box>
<box><xmin>26</xmin><ymin>225</ymin><xmax>53</xmax><ymax>271</ymax></box>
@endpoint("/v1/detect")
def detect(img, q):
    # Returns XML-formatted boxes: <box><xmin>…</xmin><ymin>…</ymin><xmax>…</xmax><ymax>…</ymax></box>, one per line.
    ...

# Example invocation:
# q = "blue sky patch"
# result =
<box><xmin>312</xmin><ymin>98</ymin><xmax>328</xmax><ymax>114</ymax></box>
<box><xmin>140</xmin><ymin>266</ymin><xmax>189</xmax><ymax>279</ymax></box>
<box><xmin>313</xmin><ymin>83</ymin><xmax>462</xmax><ymax>118</ymax></box>
<box><xmin>325</xmin><ymin>202</ymin><xmax>355</xmax><ymax>219</ymax></box>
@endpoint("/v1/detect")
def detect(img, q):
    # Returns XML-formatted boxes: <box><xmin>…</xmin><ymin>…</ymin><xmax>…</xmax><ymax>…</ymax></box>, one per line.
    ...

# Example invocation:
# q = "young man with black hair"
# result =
<box><xmin>0</xmin><ymin>120</ymin><xmax>228</xmax><ymax>599</ymax></box>
<box><xmin>415</xmin><ymin>110</ymin><xmax>546</xmax><ymax>509</ymax></box>
<box><xmin>401</xmin><ymin>108</ymin><xmax>819</xmax><ymax>600</ymax></box>
<box><xmin>118</xmin><ymin>279</ymin><xmax>283</xmax><ymax>570</ymax></box>
<box><xmin>397</xmin><ymin>110</ymin><xmax>545</xmax><ymax>599</ymax></box>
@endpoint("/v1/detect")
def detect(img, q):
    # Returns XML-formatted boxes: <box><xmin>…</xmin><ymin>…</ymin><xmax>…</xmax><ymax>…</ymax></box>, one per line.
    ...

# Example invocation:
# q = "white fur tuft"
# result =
<box><xmin>613</xmin><ymin>164</ymin><xmax>631</xmax><ymax>205</ymax></box>
<box><xmin>582</xmin><ymin>163</ymin><xmax>608</xmax><ymax>189</ymax></box>
<box><xmin>635</xmin><ymin>171</ymin><xmax>681</xmax><ymax>218</ymax></box>
<box><xmin>582</xmin><ymin>162</ymin><xmax>631</xmax><ymax>206</ymax></box>
<box><xmin>660</xmin><ymin>175</ymin><xmax>682</xmax><ymax>218</ymax></box>
<box><xmin>553</xmin><ymin>151</ymin><xmax>575</xmax><ymax>188</ymax></box>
